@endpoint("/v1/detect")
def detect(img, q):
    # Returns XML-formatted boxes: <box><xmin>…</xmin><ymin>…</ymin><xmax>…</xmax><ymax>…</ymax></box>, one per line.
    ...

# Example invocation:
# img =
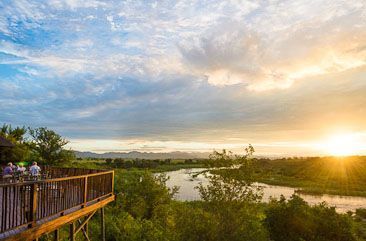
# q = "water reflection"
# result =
<box><xmin>164</xmin><ymin>168</ymin><xmax>366</xmax><ymax>213</ymax></box>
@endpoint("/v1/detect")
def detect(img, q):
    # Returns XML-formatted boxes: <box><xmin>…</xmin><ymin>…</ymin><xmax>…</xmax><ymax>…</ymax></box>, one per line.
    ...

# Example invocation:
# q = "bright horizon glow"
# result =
<box><xmin>67</xmin><ymin>132</ymin><xmax>366</xmax><ymax>156</ymax></box>
<box><xmin>316</xmin><ymin>133</ymin><xmax>366</xmax><ymax>156</ymax></box>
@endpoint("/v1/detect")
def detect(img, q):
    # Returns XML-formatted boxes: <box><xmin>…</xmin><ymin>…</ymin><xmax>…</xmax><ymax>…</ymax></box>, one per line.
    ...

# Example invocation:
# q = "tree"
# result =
<box><xmin>28</xmin><ymin>127</ymin><xmax>74</xmax><ymax>164</ymax></box>
<box><xmin>118</xmin><ymin>171</ymin><xmax>178</xmax><ymax>219</ymax></box>
<box><xmin>0</xmin><ymin>124</ymin><xmax>30</xmax><ymax>163</ymax></box>
<box><xmin>193</xmin><ymin>145</ymin><xmax>268</xmax><ymax>241</ymax></box>
<box><xmin>105</xmin><ymin>158</ymin><xmax>113</xmax><ymax>164</ymax></box>
<box><xmin>197</xmin><ymin>144</ymin><xmax>262</xmax><ymax>203</ymax></box>
<box><xmin>114</xmin><ymin>158</ymin><xmax>125</xmax><ymax>168</ymax></box>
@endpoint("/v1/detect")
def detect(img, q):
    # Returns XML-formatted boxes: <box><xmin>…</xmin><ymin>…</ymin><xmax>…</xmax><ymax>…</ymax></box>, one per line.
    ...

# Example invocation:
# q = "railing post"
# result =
<box><xmin>29</xmin><ymin>183</ymin><xmax>38</xmax><ymax>228</ymax></box>
<box><xmin>111</xmin><ymin>171</ymin><xmax>115</xmax><ymax>195</ymax></box>
<box><xmin>83</xmin><ymin>176</ymin><xmax>88</xmax><ymax>207</ymax></box>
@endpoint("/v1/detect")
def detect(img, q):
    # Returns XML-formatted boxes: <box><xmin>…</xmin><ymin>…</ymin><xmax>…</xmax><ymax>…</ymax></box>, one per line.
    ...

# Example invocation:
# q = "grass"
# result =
<box><xmin>253</xmin><ymin>156</ymin><xmax>366</xmax><ymax>197</ymax></box>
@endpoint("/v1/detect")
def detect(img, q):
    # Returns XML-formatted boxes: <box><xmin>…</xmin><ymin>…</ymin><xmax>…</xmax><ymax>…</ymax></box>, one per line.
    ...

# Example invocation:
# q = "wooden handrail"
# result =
<box><xmin>0</xmin><ymin>168</ymin><xmax>114</xmax><ymax>235</ymax></box>
<box><xmin>0</xmin><ymin>170</ymin><xmax>114</xmax><ymax>187</ymax></box>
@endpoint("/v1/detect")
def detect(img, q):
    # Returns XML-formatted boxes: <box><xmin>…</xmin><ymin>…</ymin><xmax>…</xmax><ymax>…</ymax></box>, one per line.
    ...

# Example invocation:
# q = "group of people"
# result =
<box><xmin>2</xmin><ymin>162</ymin><xmax>41</xmax><ymax>177</ymax></box>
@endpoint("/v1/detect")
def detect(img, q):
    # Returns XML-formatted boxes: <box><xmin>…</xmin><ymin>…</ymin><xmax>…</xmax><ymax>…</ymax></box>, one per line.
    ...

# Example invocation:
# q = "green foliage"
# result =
<box><xmin>173</xmin><ymin>201</ymin><xmax>268</xmax><ymax>241</ymax></box>
<box><xmin>253</xmin><ymin>156</ymin><xmax>366</xmax><ymax>196</ymax></box>
<box><xmin>356</xmin><ymin>208</ymin><xmax>366</xmax><ymax>219</ymax></box>
<box><xmin>85</xmin><ymin>170</ymin><xmax>177</xmax><ymax>241</ymax></box>
<box><xmin>118</xmin><ymin>171</ymin><xmax>178</xmax><ymax>219</ymax></box>
<box><xmin>5</xmin><ymin>139</ymin><xmax>363</xmax><ymax>241</ymax></box>
<box><xmin>46</xmin><ymin>162</ymin><xmax>361</xmax><ymax>241</ymax></box>
<box><xmin>172</xmin><ymin>202</ymin><xmax>219</xmax><ymax>241</ymax></box>
<box><xmin>1</xmin><ymin>124</ymin><xmax>27</xmax><ymax>142</ymax></box>
<box><xmin>353</xmin><ymin>209</ymin><xmax>366</xmax><ymax>240</ymax></box>
<box><xmin>198</xmin><ymin>145</ymin><xmax>262</xmax><ymax>202</ymax></box>
<box><xmin>190</xmin><ymin>146</ymin><xmax>268</xmax><ymax>240</ymax></box>
<box><xmin>265</xmin><ymin>195</ymin><xmax>356</xmax><ymax>241</ymax></box>
<box><xmin>28</xmin><ymin>127</ymin><xmax>74</xmax><ymax>164</ymax></box>
<box><xmin>100</xmin><ymin>169</ymin><xmax>267</xmax><ymax>241</ymax></box>
<box><xmin>0</xmin><ymin>124</ymin><xmax>31</xmax><ymax>163</ymax></box>
<box><xmin>0</xmin><ymin>123</ymin><xmax>75</xmax><ymax>164</ymax></box>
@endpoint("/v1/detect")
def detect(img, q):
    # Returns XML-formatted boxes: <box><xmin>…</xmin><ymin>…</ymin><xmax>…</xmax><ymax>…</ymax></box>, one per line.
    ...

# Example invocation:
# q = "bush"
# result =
<box><xmin>355</xmin><ymin>208</ymin><xmax>366</xmax><ymax>219</ymax></box>
<box><xmin>114</xmin><ymin>158</ymin><xmax>125</xmax><ymax>168</ymax></box>
<box><xmin>265</xmin><ymin>195</ymin><xmax>356</xmax><ymax>241</ymax></box>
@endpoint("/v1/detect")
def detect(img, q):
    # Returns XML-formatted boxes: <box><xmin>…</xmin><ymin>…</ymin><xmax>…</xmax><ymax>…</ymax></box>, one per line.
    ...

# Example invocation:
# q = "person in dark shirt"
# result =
<box><xmin>3</xmin><ymin>162</ymin><xmax>13</xmax><ymax>176</ymax></box>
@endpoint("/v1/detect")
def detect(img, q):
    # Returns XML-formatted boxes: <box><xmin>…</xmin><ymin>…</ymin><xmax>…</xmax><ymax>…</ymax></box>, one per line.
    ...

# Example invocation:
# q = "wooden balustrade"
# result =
<box><xmin>0</xmin><ymin>168</ymin><xmax>114</xmax><ymax>235</ymax></box>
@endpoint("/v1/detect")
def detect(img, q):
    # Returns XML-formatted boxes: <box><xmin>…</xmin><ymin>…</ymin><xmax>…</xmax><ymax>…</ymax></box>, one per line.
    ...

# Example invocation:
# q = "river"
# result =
<box><xmin>164</xmin><ymin>168</ymin><xmax>366</xmax><ymax>213</ymax></box>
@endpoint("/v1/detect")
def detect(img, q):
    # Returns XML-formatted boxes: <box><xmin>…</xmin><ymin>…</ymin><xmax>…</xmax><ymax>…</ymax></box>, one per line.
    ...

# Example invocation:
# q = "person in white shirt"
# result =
<box><xmin>29</xmin><ymin>162</ymin><xmax>41</xmax><ymax>176</ymax></box>
<box><xmin>17</xmin><ymin>163</ymin><xmax>26</xmax><ymax>174</ymax></box>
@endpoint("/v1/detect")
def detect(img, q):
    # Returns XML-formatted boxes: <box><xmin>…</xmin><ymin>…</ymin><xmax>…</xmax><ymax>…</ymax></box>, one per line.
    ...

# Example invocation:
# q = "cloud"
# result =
<box><xmin>3</xmin><ymin>0</ymin><xmax>364</xmax><ymax>92</ymax></box>
<box><xmin>48</xmin><ymin>0</ymin><xmax>106</xmax><ymax>10</ymax></box>
<box><xmin>1</xmin><ymin>0</ymin><xmax>366</xmax><ymax>154</ymax></box>
<box><xmin>180</xmin><ymin>4</ymin><xmax>366</xmax><ymax>90</ymax></box>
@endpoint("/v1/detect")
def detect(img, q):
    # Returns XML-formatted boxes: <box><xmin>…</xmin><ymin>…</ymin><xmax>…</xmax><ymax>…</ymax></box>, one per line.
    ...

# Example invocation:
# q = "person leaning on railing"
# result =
<box><xmin>3</xmin><ymin>162</ymin><xmax>13</xmax><ymax>177</ymax></box>
<box><xmin>2</xmin><ymin>162</ymin><xmax>14</xmax><ymax>182</ymax></box>
<box><xmin>29</xmin><ymin>161</ymin><xmax>41</xmax><ymax>177</ymax></box>
<box><xmin>17</xmin><ymin>163</ymin><xmax>26</xmax><ymax>174</ymax></box>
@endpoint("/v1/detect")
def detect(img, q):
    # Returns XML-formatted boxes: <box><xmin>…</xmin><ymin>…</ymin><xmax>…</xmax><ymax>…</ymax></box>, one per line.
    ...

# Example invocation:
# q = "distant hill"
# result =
<box><xmin>74</xmin><ymin>150</ymin><xmax>209</xmax><ymax>160</ymax></box>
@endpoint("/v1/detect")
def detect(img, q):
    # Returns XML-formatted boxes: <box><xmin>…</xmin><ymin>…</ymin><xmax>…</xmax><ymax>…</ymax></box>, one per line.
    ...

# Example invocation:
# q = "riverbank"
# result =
<box><xmin>253</xmin><ymin>156</ymin><xmax>366</xmax><ymax>198</ymax></box>
<box><xmin>256</xmin><ymin>175</ymin><xmax>366</xmax><ymax>197</ymax></box>
<box><xmin>162</xmin><ymin>168</ymin><xmax>366</xmax><ymax>213</ymax></box>
<box><xmin>65</xmin><ymin>155</ymin><xmax>366</xmax><ymax>198</ymax></box>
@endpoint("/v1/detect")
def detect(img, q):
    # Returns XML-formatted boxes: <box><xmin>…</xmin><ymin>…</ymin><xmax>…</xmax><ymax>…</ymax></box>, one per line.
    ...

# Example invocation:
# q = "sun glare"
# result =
<box><xmin>321</xmin><ymin>133</ymin><xmax>364</xmax><ymax>156</ymax></box>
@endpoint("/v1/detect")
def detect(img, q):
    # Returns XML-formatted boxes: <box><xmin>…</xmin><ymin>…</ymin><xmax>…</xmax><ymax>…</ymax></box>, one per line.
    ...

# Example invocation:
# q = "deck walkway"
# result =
<box><xmin>0</xmin><ymin>168</ymin><xmax>115</xmax><ymax>240</ymax></box>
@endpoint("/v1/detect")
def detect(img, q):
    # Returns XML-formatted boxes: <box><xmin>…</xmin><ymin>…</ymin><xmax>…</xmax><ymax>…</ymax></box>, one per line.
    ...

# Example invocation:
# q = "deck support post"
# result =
<box><xmin>54</xmin><ymin>229</ymin><xmax>59</xmax><ymax>241</ymax></box>
<box><xmin>101</xmin><ymin>207</ymin><xmax>105</xmax><ymax>241</ymax></box>
<box><xmin>85</xmin><ymin>221</ymin><xmax>89</xmax><ymax>237</ymax></box>
<box><xmin>75</xmin><ymin>210</ymin><xmax>96</xmax><ymax>240</ymax></box>
<box><xmin>69</xmin><ymin>222</ymin><xmax>75</xmax><ymax>241</ymax></box>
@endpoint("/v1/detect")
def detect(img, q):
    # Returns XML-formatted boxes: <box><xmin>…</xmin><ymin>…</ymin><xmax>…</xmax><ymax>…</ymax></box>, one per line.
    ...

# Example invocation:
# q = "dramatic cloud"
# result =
<box><xmin>180</xmin><ymin>2</ymin><xmax>366</xmax><ymax>90</ymax></box>
<box><xmin>1</xmin><ymin>0</ymin><xmax>366</xmax><ymax>154</ymax></box>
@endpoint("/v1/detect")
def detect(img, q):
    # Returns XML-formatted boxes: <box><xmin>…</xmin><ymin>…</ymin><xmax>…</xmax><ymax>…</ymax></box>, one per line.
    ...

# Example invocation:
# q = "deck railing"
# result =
<box><xmin>0</xmin><ymin>168</ymin><xmax>114</xmax><ymax>234</ymax></box>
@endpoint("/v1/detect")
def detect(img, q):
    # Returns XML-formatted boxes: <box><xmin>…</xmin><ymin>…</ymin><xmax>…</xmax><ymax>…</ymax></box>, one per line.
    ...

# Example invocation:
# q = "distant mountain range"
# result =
<box><xmin>74</xmin><ymin>151</ymin><xmax>210</xmax><ymax>160</ymax></box>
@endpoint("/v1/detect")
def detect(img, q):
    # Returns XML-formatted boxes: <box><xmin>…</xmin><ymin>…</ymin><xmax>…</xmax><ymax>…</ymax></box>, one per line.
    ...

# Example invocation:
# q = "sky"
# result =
<box><xmin>0</xmin><ymin>0</ymin><xmax>366</xmax><ymax>156</ymax></box>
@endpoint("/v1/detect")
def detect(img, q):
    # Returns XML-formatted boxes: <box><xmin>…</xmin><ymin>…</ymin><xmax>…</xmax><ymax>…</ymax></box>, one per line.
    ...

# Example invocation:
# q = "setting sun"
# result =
<box><xmin>320</xmin><ymin>133</ymin><xmax>365</xmax><ymax>156</ymax></box>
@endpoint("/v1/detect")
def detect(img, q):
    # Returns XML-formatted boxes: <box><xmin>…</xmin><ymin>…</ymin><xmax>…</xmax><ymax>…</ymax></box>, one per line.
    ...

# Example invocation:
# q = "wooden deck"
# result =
<box><xmin>0</xmin><ymin>168</ymin><xmax>115</xmax><ymax>240</ymax></box>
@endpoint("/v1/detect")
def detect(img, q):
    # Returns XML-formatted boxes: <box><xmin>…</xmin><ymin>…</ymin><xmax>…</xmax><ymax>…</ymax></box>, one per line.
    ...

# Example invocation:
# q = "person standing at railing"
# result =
<box><xmin>17</xmin><ymin>163</ymin><xmax>26</xmax><ymax>174</ymax></box>
<box><xmin>3</xmin><ymin>162</ymin><xmax>13</xmax><ymax>176</ymax></box>
<box><xmin>29</xmin><ymin>161</ymin><xmax>41</xmax><ymax>176</ymax></box>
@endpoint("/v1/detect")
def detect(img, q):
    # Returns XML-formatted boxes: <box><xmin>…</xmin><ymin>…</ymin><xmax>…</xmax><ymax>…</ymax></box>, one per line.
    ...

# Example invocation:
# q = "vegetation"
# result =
<box><xmin>265</xmin><ymin>195</ymin><xmax>355</xmax><ymax>241</ymax></box>
<box><xmin>82</xmin><ymin>164</ymin><xmax>364</xmax><ymax>241</ymax></box>
<box><xmin>3</xmin><ymin>123</ymin><xmax>366</xmax><ymax>240</ymax></box>
<box><xmin>252</xmin><ymin>156</ymin><xmax>366</xmax><ymax>197</ymax></box>
<box><xmin>28</xmin><ymin>127</ymin><xmax>74</xmax><ymax>164</ymax></box>
<box><xmin>0</xmin><ymin>124</ymin><xmax>75</xmax><ymax>165</ymax></box>
<box><xmin>51</xmin><ymin>147</ymin><xmax>366</xmax><ymax>241</ymax></box>
<box><xmin>64</xmin><ymin>157</ymin><xmax>205</xmax><ymax>172</ymax></box>
<box><xmin>0</xmin><ymin>125</ymin><xmax>31</xmax><ymax>162</ymax></box>
<box><xmin>71</xmin><ymin>152</ymin><xmax>366</xmax><ymax>197</ymax></box>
